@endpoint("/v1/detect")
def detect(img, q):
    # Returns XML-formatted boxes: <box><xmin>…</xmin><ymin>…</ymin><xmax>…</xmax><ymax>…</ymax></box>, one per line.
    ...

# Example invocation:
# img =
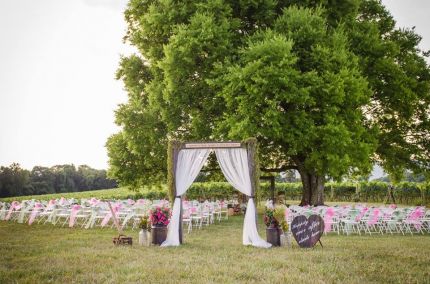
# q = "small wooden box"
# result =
<box><xmin>113</xmin><ymin>235</ymin><xmax>133</xmax><ymax>245</ymax></box>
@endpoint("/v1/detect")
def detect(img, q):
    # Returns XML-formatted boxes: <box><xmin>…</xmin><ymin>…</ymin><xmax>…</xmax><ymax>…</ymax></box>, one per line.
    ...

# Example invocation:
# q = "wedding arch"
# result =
<box><xmin>161</xmin><ymin>138</ymin><xmax>271</xmax><ymax>248</ymax></box>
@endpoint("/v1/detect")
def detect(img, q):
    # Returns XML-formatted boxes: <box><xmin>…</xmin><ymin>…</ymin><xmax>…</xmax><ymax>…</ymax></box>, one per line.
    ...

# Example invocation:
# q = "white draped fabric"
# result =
<box><xmin>215</xmin><ymin>148</ymin><xmax>271</xmax><ymax>248</ymax></box>
<box><xmin>161</xmin><ymin>149</ymin><xmax>211</xmax><ymax>246</ymax></box>
<box><xmin>162</xmin><ymin>147</ymin><xmax>270</xmax><ymax>248</ymax></box>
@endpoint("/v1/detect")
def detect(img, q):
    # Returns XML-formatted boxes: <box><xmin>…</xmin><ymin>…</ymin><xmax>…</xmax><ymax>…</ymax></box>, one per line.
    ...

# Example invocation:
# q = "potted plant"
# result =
<box><xmin>149</xmin><ymin>206</ymin><xmax>170</xmax><ymax>245</ymax></box>
<box><xmin>264</xmin><ymin>200</ymin><xmax>281</xmax><ymax>246</ymax></box>
<box><xmin>138</xmin><ymin>216</ymin><xmax>151</xmax><ymax>246</ymax></box>
<box><xmin>280</xmin><ymin>220</ymin><xmax>291</xmax><ymax>248</ymax></box>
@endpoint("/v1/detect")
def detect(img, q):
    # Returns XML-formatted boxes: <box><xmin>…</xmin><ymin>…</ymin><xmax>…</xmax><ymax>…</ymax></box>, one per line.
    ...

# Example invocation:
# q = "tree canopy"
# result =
<box><xmin>107</xmin><ymin>0</ymin><xmax>430</xmax><ymax>205</ymax></box>
<box><xmin>0</xmin><ymin>164</ymin><xmax>117</xmax><ymax>198</ymax></box>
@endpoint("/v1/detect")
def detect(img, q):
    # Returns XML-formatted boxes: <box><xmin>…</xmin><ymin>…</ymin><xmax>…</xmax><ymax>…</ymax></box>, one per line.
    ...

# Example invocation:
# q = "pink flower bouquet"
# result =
<box><xmin>149</xmin><ymin>206</ymin><xmax>171</xmax><ymax>227</ymax></box>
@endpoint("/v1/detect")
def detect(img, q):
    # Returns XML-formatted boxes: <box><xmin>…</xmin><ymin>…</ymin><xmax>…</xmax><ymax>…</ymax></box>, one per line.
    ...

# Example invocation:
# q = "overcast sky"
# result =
<box><xmin>0</xmin><ymin>1</ymin><xmax>429</xmax><ymax>174</ymax></box>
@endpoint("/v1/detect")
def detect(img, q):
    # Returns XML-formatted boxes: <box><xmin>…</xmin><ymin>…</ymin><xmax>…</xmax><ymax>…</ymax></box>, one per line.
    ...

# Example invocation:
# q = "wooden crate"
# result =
<box><xmin>113</xmin><ymin>235</ymin><xmax>133</xmax><ymax>245</ymax></box>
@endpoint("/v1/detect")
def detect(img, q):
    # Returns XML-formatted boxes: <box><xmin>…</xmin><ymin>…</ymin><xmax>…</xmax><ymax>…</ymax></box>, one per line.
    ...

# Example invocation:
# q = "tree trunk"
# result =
<box><xmin>299</xmin><ymin>171</ymin><xmax>312</xmax><ymax>206</ymax></box>
<box><xmin>311</xmin><ymin>175</ymin><xmax>325</xmax><ymax>206</ymax></box>
<box><xmin>298</xmin><ymin>168</ymin><xmax>325</xmax><ymax>206</ymax></box>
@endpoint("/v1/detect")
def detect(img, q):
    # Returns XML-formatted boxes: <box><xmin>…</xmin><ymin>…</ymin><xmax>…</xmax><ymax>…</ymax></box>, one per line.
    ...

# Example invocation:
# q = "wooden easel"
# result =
<box><xmin>385</xmin><ymin>185</ymin><xmax>396</xmax><ymax>204</ymax></box>
<box><xmin>108</xmin><ymin>201</ymin><xmax>133</xmax><ymax>245</ymax></box>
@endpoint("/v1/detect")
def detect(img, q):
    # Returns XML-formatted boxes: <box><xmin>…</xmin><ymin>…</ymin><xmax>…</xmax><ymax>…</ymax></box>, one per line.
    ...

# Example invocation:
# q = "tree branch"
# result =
<box><xmin>260</xmin><ymin>165</ymin><xmax>298</xmax><ymax>172</ymax></box>
<box><xmin>201</xmin><ymin>165</ymin><xmax>299</xmax><ymax>173</ymax></box>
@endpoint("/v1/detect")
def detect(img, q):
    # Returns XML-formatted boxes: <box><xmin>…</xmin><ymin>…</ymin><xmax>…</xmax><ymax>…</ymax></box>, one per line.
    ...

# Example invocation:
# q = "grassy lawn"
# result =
<box><xmin>0</xmin><ymin>187</ymin><xmax>136</xmax><ymax>203</ymax></box>
<box><xmin>1</xmin><ymin>215</ymin><xmax>429</xmax><ymax>283</ymax></box>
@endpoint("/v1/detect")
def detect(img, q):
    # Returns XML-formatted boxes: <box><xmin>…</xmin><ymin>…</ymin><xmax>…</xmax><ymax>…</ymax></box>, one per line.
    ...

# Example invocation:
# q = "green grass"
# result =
<box><xmin>1</xmin><ymin>215</ymin><xmax>429</xmax><ymax>283</ymax></box>
<box><xmin>0</xmin><ymin>187</ymin><xmax>138</xmax><ymax>202</ymax></box>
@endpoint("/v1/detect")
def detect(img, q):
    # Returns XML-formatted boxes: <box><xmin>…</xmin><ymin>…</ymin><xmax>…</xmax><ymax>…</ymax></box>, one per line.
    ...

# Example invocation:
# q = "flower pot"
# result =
<box><xmin>280</xmin><ymin>232</ymin><xmax>292</xmax><ymax>248</ymax></box>
<box><xmin>139</xmin><ymin>229</ymin><xmax>151</xmax><ymax>246</ymax></box>
<box><xmin>266</xmin><ymin>227</ymin><xmax>281</xmax><ymax>247</ymax></box>
<box><xmin>286</xmin><ymin>233</ymin><xmax>292</xmax><ymax>248</ymax></box>
<box><xmin>151</xmin><ymin>225</ymin><xmax>168</xmax><ymax>245</ymax></box>
<box><xmin>146</xmin><ymin>230</ymin><xmax>151</xmax><ymax>245</ymax></box>
<box><xmin>280</xmin><ymin>233</ymin><xmax>286</xmax><ymax>247</ymax></box>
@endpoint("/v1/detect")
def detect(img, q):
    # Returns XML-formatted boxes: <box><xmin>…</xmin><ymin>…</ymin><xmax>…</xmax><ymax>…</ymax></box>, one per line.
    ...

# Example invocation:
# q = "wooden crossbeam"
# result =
<box><xmin>184</xmin><ymin>142</ymin><xmax>242</xmax><ymax>149</ymax></box>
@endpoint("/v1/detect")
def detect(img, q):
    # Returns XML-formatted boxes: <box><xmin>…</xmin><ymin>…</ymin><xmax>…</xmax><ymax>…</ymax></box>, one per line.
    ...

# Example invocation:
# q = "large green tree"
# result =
<box><xmin>108</xmin><ymin>0</ymin><xmax>430</xmax><ymax>205</ymax></box>
<box><xmin>0</xmin><ymin>163</ymin><xmax>31</xmax><ymax>197</ymax></box>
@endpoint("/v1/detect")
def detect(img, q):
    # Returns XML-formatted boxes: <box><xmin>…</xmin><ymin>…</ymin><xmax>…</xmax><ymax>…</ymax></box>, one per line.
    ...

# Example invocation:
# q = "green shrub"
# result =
<box><xmin>331</xmin><ymin>183</ymin><xmax>356</xmax><ymax>201</ymax></box>
<box><xmin>393</xmin><ymin>182</ymin><xmax>423</xmax><ymax>205</ymax></box>
<box><xmin>273</xmin><ymin>183</ymin><xmax>302</xmax><ymax>200</ymax></box>
<box><xmin>359</xmin><ymin>181</ymin><xmax>388</xmax><ymax>202</ymax></box>
<box><xmin>186</xmin><ymin>182</ymin><xmax>236</xmax><ymax>200</ymax></box>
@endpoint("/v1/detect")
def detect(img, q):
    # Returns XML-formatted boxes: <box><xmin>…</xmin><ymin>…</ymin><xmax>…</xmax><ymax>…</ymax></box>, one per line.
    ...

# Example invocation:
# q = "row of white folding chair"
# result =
<box><xmin>422</xmin><ymin>210</ymin><xmax>430</xmax><ymax>233</ymax></box>
<box><xmin>335</xmin><ymin>208</ymin><xmax>428</xmax><ymax>235</ymax></box>
<box><xmin>291</xmin><ymin>204</ymin><xmax>429</xmax><ymax>235</ymax></box>
<box><xmin>40</xmin><ymin>206</ymin><xmax>91</xmax><ymax>227</ymax></box>
<box><xmin>82</xmin><ymin>207</ymin><xmax>110</xmax><ymax>228</ymax></box>
<box><xmin>0</xmin><ymin>203</ymin><xmax>7</xmax><ymax>220</ymax></box>
<box><xmin>188</xmin><ymin>205</ymin><xmax>212</xmax><ymax>230</ymax></box>
<box><xmin>334</xmin><ymin>208</ymin><xmax>393</xmax><ymax>235</ymax></box>
<box><xmin>182</xmin><ymin>201</ymin><xmax>226</xmax><ymax>233</ymax></box>
<box><xmin>4</xmin><ymin>201</ymin><xmax>35</xmax><ymax>223</ymax></box>
<box><xmin>0</xmin><ymin>200</ymin><xmax>155</xmax><ymax>230</ymax></box>
<box><xmin>360</xmin><ymin>208</ymin><xmax>429</xmax><ymax>235</ymax></box>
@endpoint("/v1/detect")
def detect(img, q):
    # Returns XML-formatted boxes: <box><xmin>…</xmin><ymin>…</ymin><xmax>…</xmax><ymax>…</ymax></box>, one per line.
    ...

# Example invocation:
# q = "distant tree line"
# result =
<box><xmin>0</xmin><ymin>163</ymin><xmax>117</xmax><ymax>198</ymax></box>
<box><xmin>374</xmin><ymin>171</ymin><xmax>427</xmax><ymax>183</ymax></box>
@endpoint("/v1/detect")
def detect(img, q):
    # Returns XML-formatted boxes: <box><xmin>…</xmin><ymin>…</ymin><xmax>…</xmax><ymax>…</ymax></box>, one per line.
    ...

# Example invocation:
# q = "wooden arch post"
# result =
<box><xmin>245</xmin><ymin>138</ymin><xmax>259</xmax><ymax>224</ymax></box>
<box><xmin>167</xmin><ymin>140</ymin><xmax>183</xmax><ymax>243</ymax></box>
<box><xmin>167</xmin><ymin>138</ymin><xmax>260</xmax><ymax>244</ymax></box>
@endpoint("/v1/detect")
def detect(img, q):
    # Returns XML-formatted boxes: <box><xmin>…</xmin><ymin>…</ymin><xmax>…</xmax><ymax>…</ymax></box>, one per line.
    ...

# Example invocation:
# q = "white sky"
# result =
<box><xmin>0</xmin><ymin>0</ymin><xmax>429</xmax><ymax>173</ymax></box>
<box><xmin>0</xmin><ymin>0</ymin><xmax>131</xmax><ymax>170</ymax></box>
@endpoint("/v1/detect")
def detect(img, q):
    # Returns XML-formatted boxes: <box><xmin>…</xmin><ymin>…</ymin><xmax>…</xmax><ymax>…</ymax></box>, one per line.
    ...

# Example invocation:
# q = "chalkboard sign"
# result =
<box><xmin>291</xmin><ymin>215</ymin><xmax>325</xmax><ymax>248</ymax></box>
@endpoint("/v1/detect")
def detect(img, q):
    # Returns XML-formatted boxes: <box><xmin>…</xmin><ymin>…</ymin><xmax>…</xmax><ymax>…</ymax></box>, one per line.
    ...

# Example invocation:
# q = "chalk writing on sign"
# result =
<box><xmin>291</xmin><ymin>215</ymin><xmax>325</xmax><ymax>248</ymax></box>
